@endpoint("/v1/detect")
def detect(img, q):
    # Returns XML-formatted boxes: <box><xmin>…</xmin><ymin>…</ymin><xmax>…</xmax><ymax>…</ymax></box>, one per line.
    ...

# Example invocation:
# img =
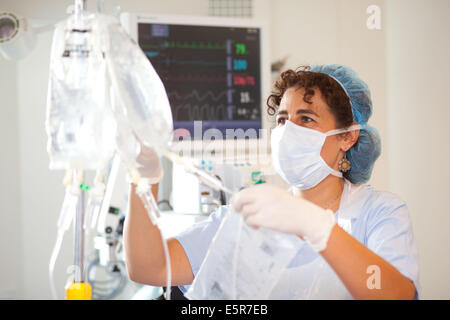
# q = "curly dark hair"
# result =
<box><xmin>267</xmin><ymin>66</ymin><xmax>354</xmax><ymax>128</ymax></box>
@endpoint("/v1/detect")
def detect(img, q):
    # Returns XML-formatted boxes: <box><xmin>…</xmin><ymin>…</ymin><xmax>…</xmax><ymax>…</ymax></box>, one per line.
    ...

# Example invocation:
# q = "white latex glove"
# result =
<box><xmin>231</xmin><ymin>184</ymin><xmax>336</xmax><ymax>252</ymax></box>
<box><xmin>135</xmin><ymin>142</ymin><xmax>163</xmax><ymax>184</ymax></box>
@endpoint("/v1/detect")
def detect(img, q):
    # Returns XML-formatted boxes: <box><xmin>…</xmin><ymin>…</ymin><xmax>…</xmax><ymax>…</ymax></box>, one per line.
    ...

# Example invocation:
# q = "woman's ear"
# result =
<box><xmin>341</xmin><ymin>123</ymin><xmax>360</xmax><ymax>152</ymax></box>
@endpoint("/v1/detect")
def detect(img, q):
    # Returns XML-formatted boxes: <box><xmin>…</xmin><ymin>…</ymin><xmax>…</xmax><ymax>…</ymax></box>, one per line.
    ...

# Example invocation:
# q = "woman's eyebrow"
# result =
<box><xmin>296</xmin><ymin>108</ymin><xmax>319</xmax><ymax>117</ymax></box>
<box><xmin>276</xmin><ymin>110</ymin><xmax>288</xmax><ymax>116</ymax></box>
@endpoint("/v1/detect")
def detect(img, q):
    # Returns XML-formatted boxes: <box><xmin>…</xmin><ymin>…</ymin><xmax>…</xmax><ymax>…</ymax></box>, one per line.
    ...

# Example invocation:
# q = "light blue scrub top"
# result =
<box><xmin>174</xmin><ymin>180</ymin><xmax>420</xmax><ymax>299</ymax></box>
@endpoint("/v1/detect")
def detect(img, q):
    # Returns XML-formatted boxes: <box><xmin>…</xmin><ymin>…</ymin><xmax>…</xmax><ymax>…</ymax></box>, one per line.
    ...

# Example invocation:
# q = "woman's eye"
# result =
<box><xmin>277</xmin><ymin>117</ymin><xmax>286</xmax><ymax>125</ymax></box>
<box><xmin>301</xmin><ymin>116</ymin><xmax>314</xmax><ymax>123</ymax></box>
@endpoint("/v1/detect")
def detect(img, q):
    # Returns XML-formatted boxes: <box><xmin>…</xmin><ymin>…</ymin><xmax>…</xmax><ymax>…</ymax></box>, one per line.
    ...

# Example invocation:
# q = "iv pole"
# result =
<box><xmin>66</xmin><ymin>170</ymin><xmax>91</xmax><ymax>300</ymax></box>
<box><xmin>65</xmin><ymin>0</ymin><xmax>92</xmax><ymax>300</ymax></box>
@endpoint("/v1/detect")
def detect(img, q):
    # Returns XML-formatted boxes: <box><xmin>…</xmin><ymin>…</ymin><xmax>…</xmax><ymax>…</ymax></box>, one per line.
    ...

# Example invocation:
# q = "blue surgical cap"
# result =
<box><xmin>309</xmin><ymin>64</ymin><xmax>381</xmax><ymax>184</ymax></box>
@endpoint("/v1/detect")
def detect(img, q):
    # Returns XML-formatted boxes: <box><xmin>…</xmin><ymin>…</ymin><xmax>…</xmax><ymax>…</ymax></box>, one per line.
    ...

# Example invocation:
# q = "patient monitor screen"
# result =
<box><xmin>138</xmin><ymin>22</ymin><xmax>262</xmax><ymax>139</ymax></box>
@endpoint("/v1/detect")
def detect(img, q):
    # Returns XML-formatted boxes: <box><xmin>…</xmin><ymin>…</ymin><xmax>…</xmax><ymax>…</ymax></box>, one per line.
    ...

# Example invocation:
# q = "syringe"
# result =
<box><xmin>164</xmin><ymin>150</ymin><xmax>234</xmax><ymax>196</ymax></box>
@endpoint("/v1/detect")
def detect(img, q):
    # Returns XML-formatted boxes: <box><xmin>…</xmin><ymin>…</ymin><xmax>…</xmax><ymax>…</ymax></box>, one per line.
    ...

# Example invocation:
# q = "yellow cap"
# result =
<box><xmin>66</xmin><ymin>282</ymin><xmax>92</xmax><ymax>300</ymax></box>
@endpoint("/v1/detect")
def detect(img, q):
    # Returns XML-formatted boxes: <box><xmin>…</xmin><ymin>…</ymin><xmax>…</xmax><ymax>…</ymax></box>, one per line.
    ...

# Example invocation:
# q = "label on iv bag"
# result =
<box><xmin>185</xmin><ymin>209</ymin><xmax>302</xmax><ymax>300</ymax></box>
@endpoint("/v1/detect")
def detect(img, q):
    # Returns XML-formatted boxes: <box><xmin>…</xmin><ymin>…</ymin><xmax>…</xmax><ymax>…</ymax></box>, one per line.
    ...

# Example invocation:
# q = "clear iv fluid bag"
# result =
<box><xmin>45</xmin><ymin>13</ymin><xmax>116</xmax><ymax>170</ymax></box>
<box><xmin>101</xmin><ymin>15</ymin><xmax>173</xmax><ymax>154</ymax></box>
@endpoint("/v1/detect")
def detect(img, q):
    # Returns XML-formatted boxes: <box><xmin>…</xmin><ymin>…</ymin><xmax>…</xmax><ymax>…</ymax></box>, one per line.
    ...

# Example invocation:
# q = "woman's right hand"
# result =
<box><xmin>135</xmin><ymin>142</ymin><xmax>163</xmax><ymax>184</ymax></box>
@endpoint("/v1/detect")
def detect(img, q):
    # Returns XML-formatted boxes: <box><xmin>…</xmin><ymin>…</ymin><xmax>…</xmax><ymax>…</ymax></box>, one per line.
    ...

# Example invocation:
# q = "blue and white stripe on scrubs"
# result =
<box><xmin>173</xmin><ymin>179</ymin><xmax>420</xmax><ymax>299</ymax></box>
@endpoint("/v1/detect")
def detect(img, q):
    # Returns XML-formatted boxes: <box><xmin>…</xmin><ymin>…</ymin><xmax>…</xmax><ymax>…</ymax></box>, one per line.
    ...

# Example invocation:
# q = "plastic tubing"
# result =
<box><xmin>163</xmin><ymin>150</ymin><xmax>234</xmax><ymax>195</ymax></box>
<box><xmin>231</xmin><ymin>213</ymin><xmax>244</xmax><ymax>300</ymax></box>
<box><xmin>86</xmin><ymin>170</ymin><xmax>106</xmax><ymax>231</ymax></box>
<box><xmin>49</xmin><ymin>230</ymin><xmax>65</xmax><ymax>300</ymax></box>
<box><xmin>49</xmin><ymin>170</ymin><xmax>80</xmax><ymax>300</ymax></box>
<box><xmin>135</xmin><ymin>179</ymin><xmax>172</xmax><ymax>300</ymax></box>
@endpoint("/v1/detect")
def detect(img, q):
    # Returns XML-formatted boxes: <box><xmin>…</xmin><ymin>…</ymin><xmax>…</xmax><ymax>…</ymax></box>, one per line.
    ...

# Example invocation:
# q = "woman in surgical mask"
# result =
<box><xmin>124</xmin><ymin>64</ymin><xmax>420</xmax><ymax>300</ymax></box>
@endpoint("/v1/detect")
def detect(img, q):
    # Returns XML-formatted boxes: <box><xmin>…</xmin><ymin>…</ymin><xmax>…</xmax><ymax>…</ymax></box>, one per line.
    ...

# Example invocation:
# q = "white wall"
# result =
<box><xmin>269</xmin><ymin>0</ymin><xmax>389</xmax><ymax>190</ymax></box>
<box><xmin>386</xmin><ymin>0</ymin><xmax>450</xmax><ymax>299</ymax></box>
<box><xmin>16</xmin><ymin>27</ymin><xmax>69</xmax><ymax>300</ymax></box>
<box><xmin>0</xmin><ymin>0</ymin><xmax>210</xmax><ymax>20</ymax></box>
<box><xmin>0</xmin><ymin>57</ymin><xmax>22</xmax><ymax>299</ymax></box>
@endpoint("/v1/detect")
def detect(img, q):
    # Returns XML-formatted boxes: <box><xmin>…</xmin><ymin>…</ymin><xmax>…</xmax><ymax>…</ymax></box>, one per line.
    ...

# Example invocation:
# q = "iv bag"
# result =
<box><xmin>45</xmin><ymin>13</ymin><xmax>116</xmax><ymax>170</ymax></box>
<box><xmin>99</xmin><ymin>15</ymin><xmax>173</xmax><ymax>155</ymax></box>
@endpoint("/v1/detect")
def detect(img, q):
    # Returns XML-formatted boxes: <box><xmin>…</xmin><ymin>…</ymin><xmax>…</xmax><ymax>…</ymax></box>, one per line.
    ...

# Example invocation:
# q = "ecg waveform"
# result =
<box><xmin>141</xmin><ymin>41</ymin><xmax>227</xmax><ymax>50</ymax></box>
<box><xmin>161</xmin><ymin>58</ymin><xmax>227</xmax><ymax>67</ymax></box>
<box><xmin>168</xmin><ymin>90</ymin><xmax>228</xmax><ymax>102</ymax></box>
<box><xmin>164</xmin><ymin>74</ymin><xmax>227</xmax><ymax>83</ymax></box>
<box><xmin>174</xmin><ymin>103</ymin><xmax>228</xmax><ymax>121</ymax></box>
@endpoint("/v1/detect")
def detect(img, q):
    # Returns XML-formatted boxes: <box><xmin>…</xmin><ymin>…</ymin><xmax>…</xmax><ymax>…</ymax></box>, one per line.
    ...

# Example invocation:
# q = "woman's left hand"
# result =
<box><xmin>231</xmin><ymin>184</ymin><xmax>336</xmax><ymax>252</ymax></box>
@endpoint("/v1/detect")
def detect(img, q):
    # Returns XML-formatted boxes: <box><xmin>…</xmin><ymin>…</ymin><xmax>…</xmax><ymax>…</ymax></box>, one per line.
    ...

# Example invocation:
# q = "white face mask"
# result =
<box><xmin>271</xmin><ymin>120</ymin><xmax>361</xmax><ymax>190</ymax></box>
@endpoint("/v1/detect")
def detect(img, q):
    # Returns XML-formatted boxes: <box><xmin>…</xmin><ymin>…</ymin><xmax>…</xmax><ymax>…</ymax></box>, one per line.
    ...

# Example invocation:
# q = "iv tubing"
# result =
<box><xmin>231</xmin><ymin>214</ymin><xmax>244</xmax><ymax>300</ymax></box>
<box><xmin>73</xmin><ymin>180</ymin><xmax>87</xmax><ymax>283</ymax></box>
<box><xmin>136</xmin><ymin>183</ymin><xmax>172</xmax><ymax>300</ymax></box>
<box><xmin>163</xmin><ymin>149</ymin><xmax>233</xmax><ymax>195</ymax></box>
<box><xmin>49</xmin><ymin>169</ymin><xmax>79</xmax><ymax>300</ymax></box>
<box><xmin>49</xmin><ymin>230</ymin><xmax>65</xmax><ymax>300</ymax></box>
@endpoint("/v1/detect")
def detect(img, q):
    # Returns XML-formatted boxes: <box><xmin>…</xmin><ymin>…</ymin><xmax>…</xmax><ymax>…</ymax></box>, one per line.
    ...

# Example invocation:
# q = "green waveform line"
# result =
<box><xmin>141</xmin><ymin>41</ymin><xmax>226</xmax><ymax>50</ymax></box>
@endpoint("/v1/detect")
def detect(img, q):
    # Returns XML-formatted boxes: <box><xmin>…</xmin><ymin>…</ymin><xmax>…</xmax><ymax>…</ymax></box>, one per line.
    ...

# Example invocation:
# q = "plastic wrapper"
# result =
<box><xmin>185</xmin><ymin>208</ymin><xmax>302</xmax><ymax>300</ymax></box>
